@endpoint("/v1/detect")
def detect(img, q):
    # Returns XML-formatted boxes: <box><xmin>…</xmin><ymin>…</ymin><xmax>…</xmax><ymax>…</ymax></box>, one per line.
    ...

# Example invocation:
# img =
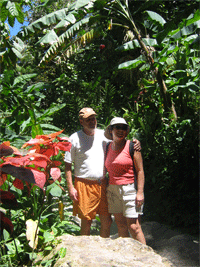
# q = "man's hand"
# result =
<box><xmin>132</xmin><ymin>138</ymin><xmax>141</xmax><ymax>151</ymax></box>
<box><xmin>69</xmin><ymin>186</ymin><xmax>78</xmax><ymax>202</ymax></box>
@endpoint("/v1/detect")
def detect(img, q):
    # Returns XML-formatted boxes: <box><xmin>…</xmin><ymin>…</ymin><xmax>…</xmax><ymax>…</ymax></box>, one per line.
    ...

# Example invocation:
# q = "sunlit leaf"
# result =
<box><xmin>32</xmin><ymin>124</ymin><xmax>43</xmax><ymax>138</ymax></box>
<box><xmin>13</xmin><ymin>74</ymin><xmax>37</xmax><ymax>86</ymax></box>
<box><xmin>37</xmin><ymin>129</ymin><xmax>64</xmax><ymax>140</ymax></box>
<box><xmin>118</xmin><ymin>55</ymin><xmax>145</xmax><ymax>70</ymax></box>
<box><xmin>55</xmin><ymin>142</ymin><xmax>72</xmax><ymax>152</ymax></box>
<box><xmin>36</xmin><ymin>29</ymin><xmax>58</xmax><ymax>45</ymax></box>
<box><xmin>11</xmin><ymin>48</ymin><xmax>23</xmax><ymax>59</ymax></box>
<box><xmin>26</xmin><ymin>219</ymin><xmax>39</xmax><ymax>249</ymax></box>
<box><xmin>43</xmin><ymin>231</ymin><xmax>54</xmax><ymax>243</ymax></box>
<box><xmin>59</xmin><ymin>247</ymin><xmax>67</xmax><ymax>258</ymax></box>
<box><xmin>50</xmin><ymin>167</ymin><xmax>61</xmax><ymax>181</ymax></box>
<box><xmin>25</xmin><ymin>168</ymin><xmax>46</xmax><ymax>188</ymax></box>
<box><xmin>22</xmin><ymin>138</ymin><xmax>52</xmax><ymax>148</ymax></box>
<box><xmin>6</xmin><ymin>1</ymin><xmax>19</xmax><ymax>17</ymax></box>
<box><xmin>146</xmin><ymin>10</ymin><xmax>166</xmax><ymax>26</ymax></box>
<box><xmin>3</xmin><ymin>229</ymin><xmax>10</xmax><ymax>241</ymax></box>
<box><xmin>116</xmin><ymin>38</ymin><xmax>157</xmax><ymax>51</ymax></box>
<box><xmin>57</xmin><ymin>136</ymin><xmax>70</xmax><ymax>141</ymax></box>
<box><xmin>49</xmin><ymin>184</ymin><xmax>62</xmax><ymax>197</ymax></box>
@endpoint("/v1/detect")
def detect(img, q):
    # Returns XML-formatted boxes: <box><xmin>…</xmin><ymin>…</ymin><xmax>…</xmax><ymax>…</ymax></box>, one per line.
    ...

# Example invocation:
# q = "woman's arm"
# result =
<box><xmin>133</xmin><ymin>151</ymin><xmax>145</xmax><ymax>207</ymax></box>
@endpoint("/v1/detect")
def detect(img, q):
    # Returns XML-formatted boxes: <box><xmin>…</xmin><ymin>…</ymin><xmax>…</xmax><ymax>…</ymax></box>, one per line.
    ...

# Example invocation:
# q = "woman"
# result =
<box><xmin>104</xmin><ymin>117</ymin><xmax>146</xmax><ymax>244</ymax></box>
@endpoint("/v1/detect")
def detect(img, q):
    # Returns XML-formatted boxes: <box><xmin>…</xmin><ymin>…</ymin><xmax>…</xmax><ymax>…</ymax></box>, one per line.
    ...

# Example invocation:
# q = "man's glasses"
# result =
<box><xmin>114</xmin><ymin>124</ymin><xmax>128</xmax><ymax>131</ymax></box>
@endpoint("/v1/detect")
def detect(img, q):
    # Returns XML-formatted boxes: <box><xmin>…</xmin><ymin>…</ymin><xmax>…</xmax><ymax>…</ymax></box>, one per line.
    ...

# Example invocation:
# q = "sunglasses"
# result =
<box><xmin>114</xmin><ymin>124</ymin><xmax>128</xmax><ymax>131</ymax></box>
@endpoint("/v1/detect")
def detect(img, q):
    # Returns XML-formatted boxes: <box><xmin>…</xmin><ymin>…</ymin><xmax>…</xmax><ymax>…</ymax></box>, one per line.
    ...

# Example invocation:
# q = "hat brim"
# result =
<box><xmin>104</xmin><ymin>125</ymin><xmax>113</xmax><ymax>140</ymax></box>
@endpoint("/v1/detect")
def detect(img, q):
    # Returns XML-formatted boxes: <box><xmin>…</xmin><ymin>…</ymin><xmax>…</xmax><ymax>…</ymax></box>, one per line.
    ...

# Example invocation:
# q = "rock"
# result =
<box><xmin>57</xmin><ymin>202</ymin><xmax>199</xmax><ymax>266</ymax></box>
<box><xmin>37</xmin><ymin>235</ymin><xmax>173</xmax><ymax>267</ymax></box>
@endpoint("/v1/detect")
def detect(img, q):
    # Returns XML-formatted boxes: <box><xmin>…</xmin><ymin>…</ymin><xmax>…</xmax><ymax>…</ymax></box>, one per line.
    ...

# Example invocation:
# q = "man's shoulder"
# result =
<box><xmin>95</xmin><ymin>128</ymin><xmax>110</xmax><ymax>143</ymax></box>
<box><xmin>69</xmin><ymin>130</ymin><xmax>82</xmax><ymax>140</ymax></box>
<box><xmin>95</xmin><ymin>128</ymin><xmax>106</xmax><ymax>137</ymax></box>
<box><xmin>95</xmin><ymin>128</ymin><xmax>104</xmax><ymax>134</ymax></box>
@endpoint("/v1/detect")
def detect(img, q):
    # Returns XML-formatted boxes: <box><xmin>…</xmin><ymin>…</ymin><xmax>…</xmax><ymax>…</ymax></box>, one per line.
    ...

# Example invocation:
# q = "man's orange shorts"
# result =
<box><xmin>73</xmin><ymin>177</ymin><xmax>110</xmax><ymax>220</ymax></box>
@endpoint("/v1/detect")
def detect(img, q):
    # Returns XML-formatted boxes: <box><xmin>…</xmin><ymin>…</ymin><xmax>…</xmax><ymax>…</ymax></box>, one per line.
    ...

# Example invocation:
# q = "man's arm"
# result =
<box><xmin>132</xmin><ymin>138</ymin><xmax>141</xmax><ymax>151</ymax></box>
<box><xmin>65</xmin><ymin>162</ymin><xmax>78</xmax><ymax>201</ymax></box>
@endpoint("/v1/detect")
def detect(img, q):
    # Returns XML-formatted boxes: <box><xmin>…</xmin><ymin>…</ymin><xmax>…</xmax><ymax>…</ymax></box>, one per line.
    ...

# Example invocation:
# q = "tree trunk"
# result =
<box><xmin>130</xmin><ymin>19</ymin><xmax>177</xmax><ymax>120</ymax></box>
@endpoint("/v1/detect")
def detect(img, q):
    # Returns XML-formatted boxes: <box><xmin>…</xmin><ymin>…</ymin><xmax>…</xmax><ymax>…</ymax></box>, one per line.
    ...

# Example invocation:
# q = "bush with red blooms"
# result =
<box><xmin>0</xmin><ymin>130</ymin><xmax>71</xmax><ymax>239</ymax></box>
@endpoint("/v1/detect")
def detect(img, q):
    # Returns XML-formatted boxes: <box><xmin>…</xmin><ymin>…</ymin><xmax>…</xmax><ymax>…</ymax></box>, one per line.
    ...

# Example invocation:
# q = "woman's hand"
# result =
<box><xmin>135</xmin><ymin>192</ymin><xmax>144</xmax><ymax>208</ymax></box>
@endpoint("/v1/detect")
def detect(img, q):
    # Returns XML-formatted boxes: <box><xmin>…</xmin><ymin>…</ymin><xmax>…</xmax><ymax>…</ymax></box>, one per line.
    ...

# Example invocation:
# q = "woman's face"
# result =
<box><xmin>111</xmin><ymin>124</ymin><xmax>128</xmax><ymax>141</ymax></box>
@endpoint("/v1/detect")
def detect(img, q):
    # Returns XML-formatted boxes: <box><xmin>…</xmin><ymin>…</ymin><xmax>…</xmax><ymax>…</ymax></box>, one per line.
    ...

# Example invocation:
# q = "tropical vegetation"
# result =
<box><xmin>0</xmin><ymin>0</ymin><xmax>199</xmax><ymax>265</ymax></box>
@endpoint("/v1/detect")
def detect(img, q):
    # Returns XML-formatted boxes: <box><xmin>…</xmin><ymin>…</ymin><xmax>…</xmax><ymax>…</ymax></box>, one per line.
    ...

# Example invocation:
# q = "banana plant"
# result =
<box><xmin>0</xmin><ymin>0</ymin><xmax>30</xmax><ymax>72</ymax></box>
<box><xmin>4</xmin><ymin>0</ymin><xmax>199</xmax><ymax>121</ymax></box>
<box><xmin>18</xmin><ymin>0</ymin><xmax>199</xmax><ymax>120</ymax></box>
<box><xmin>19</xmin><ymin>0</ymin><xmax>94</xmax><ymax>67</ymax></box>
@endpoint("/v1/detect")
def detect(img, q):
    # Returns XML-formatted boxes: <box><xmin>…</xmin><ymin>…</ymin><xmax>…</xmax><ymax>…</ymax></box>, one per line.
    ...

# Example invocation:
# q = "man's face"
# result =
<box><xmin>80</xmin><ymin>115</ymin><xmax>97</xmax><ymax>131</ymax></box>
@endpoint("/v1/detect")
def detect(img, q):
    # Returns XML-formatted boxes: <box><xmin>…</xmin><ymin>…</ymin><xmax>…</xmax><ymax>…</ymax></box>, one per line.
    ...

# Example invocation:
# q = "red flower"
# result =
<box><xmin>100</xmin><ymin>44</ymin><xmax>105</xmax><ymax>50</ymax></box>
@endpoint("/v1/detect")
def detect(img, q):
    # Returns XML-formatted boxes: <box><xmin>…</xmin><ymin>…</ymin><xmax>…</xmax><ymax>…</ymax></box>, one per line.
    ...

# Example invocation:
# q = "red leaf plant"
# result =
<box><xmin>0</xmin><ymin>130</ymin><xmax>71</xmax><ymax>236</ymax></box>
<box><xmin>13</xmin><ymin>178</ymin><xmax>24</xmax><ymax>190</ymax></box>
<box><xmin>0</xmin><ymin>211</ymin><xmax>14</xmax><ymax>234</ymax></box>
<box><xmin>0</xmin><ymin>190</ymin><xmax>17</xmax><ymax>234</ymax></box>
<box><xmin>0</xmin><ymin>189</ymin><xmax>18</xmax><ymax>208</ymax></box>
<box><xmin>0</xmin><ymin>130</ymin><xmax>71</xmax><ymax>189</ymax></box>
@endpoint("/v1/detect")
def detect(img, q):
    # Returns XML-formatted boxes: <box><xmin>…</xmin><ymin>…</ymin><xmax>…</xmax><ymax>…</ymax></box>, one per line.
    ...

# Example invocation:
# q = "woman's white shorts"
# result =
<box><xmin>107</xmin><ymin>183</ymin><xmax>144</xmax><ymax>218</ymax></box>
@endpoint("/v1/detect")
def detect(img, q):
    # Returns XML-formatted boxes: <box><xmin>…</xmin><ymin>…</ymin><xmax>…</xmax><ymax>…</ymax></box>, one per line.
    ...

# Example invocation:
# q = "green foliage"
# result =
<box><xmin>0</xmin><ymin>69</ymin><xmax>67</xmax><ymax>141</ymax></box>
<box><xmin>0</xmin><ymin>0</ymin><xmax>25</xmax><ymax>27</ymax></box>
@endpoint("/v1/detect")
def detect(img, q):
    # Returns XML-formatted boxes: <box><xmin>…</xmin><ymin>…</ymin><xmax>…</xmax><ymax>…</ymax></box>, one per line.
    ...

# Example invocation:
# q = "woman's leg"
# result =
<box><xmin>126</xmin><ymin>216</ymin><xmax>146</xmax><ymax>244</ymax></box>
<box><xmin>114</xmin><ymin>213</ymin><xmax>130</xmax><ymax>237</ymax></box>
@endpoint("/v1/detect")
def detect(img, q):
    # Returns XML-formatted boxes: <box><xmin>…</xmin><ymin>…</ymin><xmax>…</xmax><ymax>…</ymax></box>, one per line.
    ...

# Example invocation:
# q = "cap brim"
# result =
<box><xmin>79</xmin><ymin>112</ymin><xmax>97</xmax><ymax>118</ymax></box>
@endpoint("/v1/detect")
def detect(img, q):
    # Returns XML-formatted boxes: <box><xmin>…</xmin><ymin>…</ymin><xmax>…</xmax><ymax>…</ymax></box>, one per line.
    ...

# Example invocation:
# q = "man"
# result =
<box><xmin>64</xmin><ymin>107</ymin><xmax>140</xmax><ymax>237</ymax></box>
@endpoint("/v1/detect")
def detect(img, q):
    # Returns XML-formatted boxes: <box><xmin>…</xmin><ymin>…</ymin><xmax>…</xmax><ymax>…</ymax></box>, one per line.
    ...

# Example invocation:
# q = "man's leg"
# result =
<box><xmin>114</xmin><ymin>213</ymin><xmax>129</xmax><ymax>237</ymax></box>
<box><xmin>80</xmin><ymin>219</ymin><xmax>92</xmax><ymax>235</ymax></box>
<box><xmin>99</xmin><ymin>214</ymin><xmax>112</xmax><ymax>238</ymax></box>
